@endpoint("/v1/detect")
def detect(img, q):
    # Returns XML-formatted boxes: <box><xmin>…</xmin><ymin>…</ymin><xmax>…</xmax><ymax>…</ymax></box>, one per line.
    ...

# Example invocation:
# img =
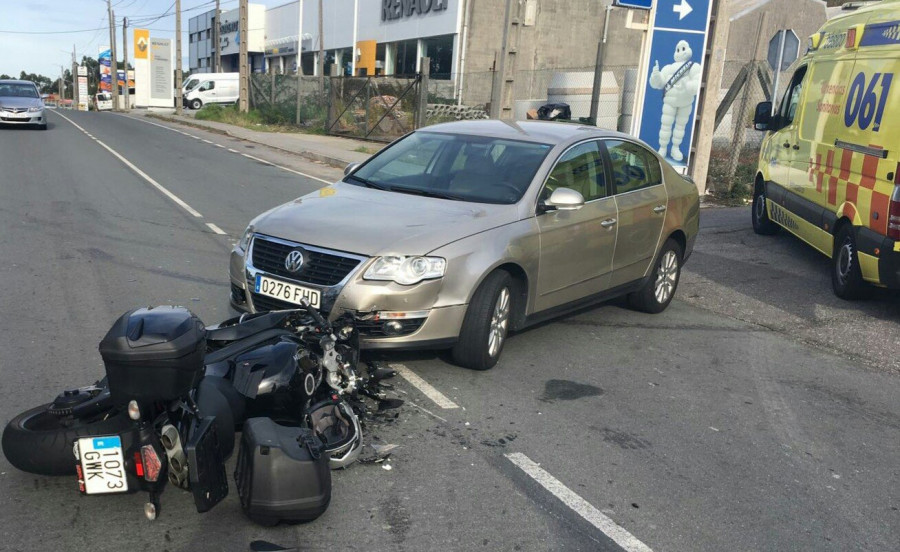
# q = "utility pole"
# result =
<box><xmin>59</xmin><ymin>66</ymin><xmax>65</xmax><ymax>102</ymax></box>
<box><xmin>176</xmin><ymin>0</ymin><xmax>183</xmax><ymax>115</ymax></box>
<box><xmin>239</xmin><ymin>0</ymin><xmax>249</xmax><ymax>112</ymax></box>
<box><xmin>122</xmin><ymin>16</ymin><xmax>130</xmax><ymax>110</ymax></box>
<box><xmin>214</xmin><ymin>0</ymin><xmax>221</xmax><ymax>72</ymax></box>
<box><xmin>72</xmin><ymin>44</ymin><xmax>78</xmax><ymax>108</ymax></box>
<box><xmin>108</xmin><ymin>1</ymin><xmax>119</xmax><ymax>109</ymax></box>
<box><xmin>489</xmin><ymin>0</ymin><xmax>515</xmax><ymax>119</ymax></box>
<box><xmin>589</xmin><ymin>5</ymin><xmax>612</xmax><ymax>126</ymax></box>
<box><xmin>317</xmin><ymin>0</ymin><xmax>324</xmax><ymax>88</ymax></box>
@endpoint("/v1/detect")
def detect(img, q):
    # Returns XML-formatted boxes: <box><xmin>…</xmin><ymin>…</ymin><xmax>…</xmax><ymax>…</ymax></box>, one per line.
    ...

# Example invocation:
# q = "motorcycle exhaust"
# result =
<box><xmin>160</xmin><ymin>424</ymin><xmax>189</xmax><ymax>489</ymax></box>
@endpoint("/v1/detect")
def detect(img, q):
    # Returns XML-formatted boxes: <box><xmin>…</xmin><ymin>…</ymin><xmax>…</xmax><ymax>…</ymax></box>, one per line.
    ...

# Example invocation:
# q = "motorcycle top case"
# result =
<box><xmin>234</xmin><ymin>417</ymin><xmax>331</xmax><ymax>526</ymax></box>
<box><xmin>99</xmin><ymin>306</ymin><xmax>206</xmax><ymax>403</ymax></box>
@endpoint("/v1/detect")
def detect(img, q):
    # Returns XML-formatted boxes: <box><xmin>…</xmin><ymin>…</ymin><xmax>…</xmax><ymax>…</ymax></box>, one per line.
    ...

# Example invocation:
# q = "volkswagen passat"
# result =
<box><xmin>231</xmin><ymin>120</ymin><xmax>699</xmax><ymax>370</ymax></box>
<box><xmin>0</xmin><ymin>80</ymin><xmax>47</xmax><ymax>130</ymax></box>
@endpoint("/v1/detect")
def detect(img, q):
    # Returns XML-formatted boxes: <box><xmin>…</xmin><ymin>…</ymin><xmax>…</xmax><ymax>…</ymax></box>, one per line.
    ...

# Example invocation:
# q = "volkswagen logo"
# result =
<box><xmin>284</xmin><ymin>249</ymin><xmax>305</xmax><ymax>273</ymax></box>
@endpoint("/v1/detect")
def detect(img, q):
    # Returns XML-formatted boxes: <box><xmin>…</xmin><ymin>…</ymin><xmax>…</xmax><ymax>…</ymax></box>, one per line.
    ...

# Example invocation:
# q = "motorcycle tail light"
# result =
<box><xmin>133</xmin><ymin>452</ymin><xmax>145</xmax><ymax>477</ymax></box>
<box><xmin>141</xmin><ymin>444</ymin><xmax>162</xmax><ymax>482</ymax></box>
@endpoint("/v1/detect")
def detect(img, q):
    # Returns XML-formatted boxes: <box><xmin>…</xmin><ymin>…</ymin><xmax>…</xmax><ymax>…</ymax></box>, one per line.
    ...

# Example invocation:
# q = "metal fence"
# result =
<box><xmin>248</xmin><ymin>60</ymin><xmax>797</xmax><ymax>194</ymax></box>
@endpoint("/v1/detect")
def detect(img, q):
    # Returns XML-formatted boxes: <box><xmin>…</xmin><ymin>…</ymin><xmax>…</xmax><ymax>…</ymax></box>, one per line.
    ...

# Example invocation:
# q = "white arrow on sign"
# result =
<box><xmin>673</xmin><ymin>0</ymin><xmax>693</xmax><ymax>20</ymax></box>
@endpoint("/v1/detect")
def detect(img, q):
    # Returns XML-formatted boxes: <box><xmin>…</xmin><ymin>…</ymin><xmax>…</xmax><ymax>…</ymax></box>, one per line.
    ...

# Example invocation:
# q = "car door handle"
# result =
<box><xmin>792</xmin><ymin>144</ymin><xmax>800</xmax><ymax>150</ymax></box>
<box><xmin>600</xmin><ymin>218</ymin><xmax>617</xmax><ymax>228</ymax></box>
<box><xmin>653</xmin><ymin>205</ymin><xmax>667</xmax><ymax>213</ymax></box>
<box><xmin>783</xmin><ymin>142</ymin><xmax>791</xmax><ymax>148</ymax></box>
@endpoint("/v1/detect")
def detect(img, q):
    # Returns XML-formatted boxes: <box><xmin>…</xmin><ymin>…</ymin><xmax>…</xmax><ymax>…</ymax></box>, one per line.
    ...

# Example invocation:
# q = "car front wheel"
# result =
<box><xmin>752</xmin><ymin>181</ymin><xmax>779</xmax><ymax>235</ymax></box>
<box><xmin>190</xmin><ymin>99</ymin><xmax>202</xmax><ymax>110</ymax></box>
<box><xmin>832</xmin><ymin>225</ymin><xmax>869</xmax><ymax>300</ymax></box>
<box><xmin>452</xmin><ymin>270</ymin><xmax>514</xmax><ymax>371</ymax></box>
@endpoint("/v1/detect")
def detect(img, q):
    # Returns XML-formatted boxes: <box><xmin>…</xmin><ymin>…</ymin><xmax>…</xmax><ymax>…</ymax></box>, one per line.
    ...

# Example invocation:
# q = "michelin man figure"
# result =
<box><xmin>649</xmin><ymin>40</ymin><xmax>702</xmax><ymax>162</ymax></box>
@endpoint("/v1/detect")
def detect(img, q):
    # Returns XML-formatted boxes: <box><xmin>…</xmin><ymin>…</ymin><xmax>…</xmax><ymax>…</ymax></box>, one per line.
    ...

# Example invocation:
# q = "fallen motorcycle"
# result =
<box><xmin>1</xmin><ymin>301</ymin><xmax>396</xmax><ymax>524</ymax></box>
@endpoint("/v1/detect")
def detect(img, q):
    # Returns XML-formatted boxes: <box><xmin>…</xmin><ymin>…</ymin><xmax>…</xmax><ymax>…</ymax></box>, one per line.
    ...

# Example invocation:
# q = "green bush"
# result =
<box><xmin>194</xmin><ymin>103</ymin><xmax>226</xmax><ymax>121</ymax></box>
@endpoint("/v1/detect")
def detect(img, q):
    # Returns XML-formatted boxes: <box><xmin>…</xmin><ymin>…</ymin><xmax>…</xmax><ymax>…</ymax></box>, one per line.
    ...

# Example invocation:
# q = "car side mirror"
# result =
<box><xmin>344</xmin><ymin>162</ymin><xmax>360</xmax><ymax>176</ymax></box>
<box><xmin>543</xmin><ymin>187</ymin><xmax>585</xmax><ymax>212</ymax></box>
<box><xmin>753</xmin><ymin>102</ymin><xmax>772</xmax><ymax>131</ymax></box>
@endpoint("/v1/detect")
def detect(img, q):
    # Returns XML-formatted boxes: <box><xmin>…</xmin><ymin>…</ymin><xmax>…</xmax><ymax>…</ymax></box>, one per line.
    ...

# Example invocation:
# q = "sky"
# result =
<box><xmin>0</xmin><ymin>0</ymin><xmax>286</xmax><ymax>78</ymax></box>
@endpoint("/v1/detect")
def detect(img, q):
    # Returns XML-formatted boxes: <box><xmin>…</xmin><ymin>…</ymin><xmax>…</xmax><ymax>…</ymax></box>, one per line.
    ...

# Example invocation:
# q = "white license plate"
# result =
<box><xmin>255</xmin><ymin>274</ymin><xmax>321</xmax><ymax>308</ymax></box>
<box><xmin>76</xmin><ymin>435</ymin><xmax>128</xmax><ymax>494</ymax></box>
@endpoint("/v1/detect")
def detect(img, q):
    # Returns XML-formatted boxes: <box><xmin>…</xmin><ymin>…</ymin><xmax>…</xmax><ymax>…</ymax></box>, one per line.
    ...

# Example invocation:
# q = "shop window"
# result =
<box><xmin>422</xmin><ymin>35</ymin><xmax>453</xmax><ymax>80</ymax></box>
<box><xmin>393</xmin><ymin>39</ymin><xmax>417</xmax><ymax>76</ymax></box>
<box><xmin>301</xmin><ymin>52</ymin><xmax>315</xmax><ymax>75</ymax></box>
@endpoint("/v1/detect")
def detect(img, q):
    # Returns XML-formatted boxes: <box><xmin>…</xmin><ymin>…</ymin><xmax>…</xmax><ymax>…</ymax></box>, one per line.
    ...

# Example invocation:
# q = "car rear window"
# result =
<box><xmin>347</xmin><ymin>132</ymin><xmax>552</xmax><ymax>204</ymax></box>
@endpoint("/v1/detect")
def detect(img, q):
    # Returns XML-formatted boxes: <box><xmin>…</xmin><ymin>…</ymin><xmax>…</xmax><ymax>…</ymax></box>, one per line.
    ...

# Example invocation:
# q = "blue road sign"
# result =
<box><xmin>635</xmin><ymin>0</ymin><xmax>714</xmax><ymax>170</ymax></box>
<box><xmin>614</xmin><ymin>0</ymin><xmax>653</xmax><ymax>10</ymax></box>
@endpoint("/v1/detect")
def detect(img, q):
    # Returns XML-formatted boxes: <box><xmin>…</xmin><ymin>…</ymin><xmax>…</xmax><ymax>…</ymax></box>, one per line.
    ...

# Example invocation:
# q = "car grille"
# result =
<box><xmin>3</xmin><ymin>107</ymin><xmax>27</xmax><ymax>113</ymax></box>
<box><xmin>249</xmin><ymin>293</ymin><xmax>299</xmax><ymax>313</ymax></box>
<box><xmin>251</xmin><ymin>236</ymin><xmax>362</xmax><ymax>286</ymax></box>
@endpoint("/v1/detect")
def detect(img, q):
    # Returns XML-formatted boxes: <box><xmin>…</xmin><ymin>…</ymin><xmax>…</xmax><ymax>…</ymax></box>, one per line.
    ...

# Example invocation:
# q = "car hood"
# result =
<box><xmin>251</xmin><ymin>182</ymin><xmax>520</xmax><ymax>256</ymax></box>
<box><xmin>0</xmin><ymin>97</ymin><xmax>41</xmax><ymax>109</ymax></box>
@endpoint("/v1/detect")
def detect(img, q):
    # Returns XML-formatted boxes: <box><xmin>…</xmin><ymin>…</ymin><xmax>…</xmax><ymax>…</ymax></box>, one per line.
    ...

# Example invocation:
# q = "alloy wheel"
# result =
<box><xmin>487</xmin><ymin>287</ymin><xmax>510</xmax><ymax>357</ymax></box>
<box><xmin>654</xmin><ymin>251</ymin><xmax>678</xmax><ymax>304</ymax></box>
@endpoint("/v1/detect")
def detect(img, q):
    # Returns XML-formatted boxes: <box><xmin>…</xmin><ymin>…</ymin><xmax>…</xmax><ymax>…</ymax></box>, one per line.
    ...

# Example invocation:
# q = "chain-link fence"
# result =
<box><xmin>249</xmin><ymin>60</ymin><xmax>796</xmax><ymax>194</ymax></box>
<box><xmin>708</xmin><ymin>60</ymin><xmax>796</xmax><ymax>195</ymax></box>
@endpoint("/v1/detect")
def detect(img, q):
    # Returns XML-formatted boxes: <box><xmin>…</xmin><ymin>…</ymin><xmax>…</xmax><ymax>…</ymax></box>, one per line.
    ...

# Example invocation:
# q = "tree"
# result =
<box><xmin>17</xmin><ymin>71</ymin><xmax>53</xmax><ymax>93</ymax></box>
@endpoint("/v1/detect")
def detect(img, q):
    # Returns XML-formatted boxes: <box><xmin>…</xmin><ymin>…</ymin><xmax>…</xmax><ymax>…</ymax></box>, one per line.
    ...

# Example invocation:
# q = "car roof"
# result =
<box><xmin>0</xmin><ymin>80</ymin><xmax>38</xmax><ymax>86</ymax></box>
<box><xmin>417</xmin><ymin>119</ymin><xmax>636</xmax><ymax>146</ymax></box>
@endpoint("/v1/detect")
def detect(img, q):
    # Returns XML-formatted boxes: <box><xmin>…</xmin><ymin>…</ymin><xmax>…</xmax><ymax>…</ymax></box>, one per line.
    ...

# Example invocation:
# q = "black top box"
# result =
<box><xmin>99</xmin><ymin>306</ymin><xmax>206</xmax><ymax>403</ymax></box>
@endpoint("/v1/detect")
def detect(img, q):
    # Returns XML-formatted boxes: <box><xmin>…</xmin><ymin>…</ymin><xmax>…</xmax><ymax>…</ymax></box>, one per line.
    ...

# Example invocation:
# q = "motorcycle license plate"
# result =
<box><xmin>255</xmin><ymin>274</ymin><xmax>320</xmax><ymax>308</ymax></box>
<box><xmin>76</xmin><ymin>436</ymin><xmax>129</xmax><ymax>494</ymax></box>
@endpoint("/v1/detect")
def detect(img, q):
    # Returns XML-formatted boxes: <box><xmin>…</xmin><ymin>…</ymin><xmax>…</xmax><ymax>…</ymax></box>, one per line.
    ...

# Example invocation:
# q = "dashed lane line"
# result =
<box><xmin>390</xmin><ymin>363</ymin><xmax>459</xmax><ymax>409</ymax></box>
<box><xmin>120</xmin><ymin>114</ymin><xmax>333</xmax><ymax>185</ymax></box>
<box><xmin>206</xmin><ymin>223</ymin><xmax>227</xmax><ymax>235</ymax></box>
<box><xmin>54</xmin><ymin>110</ymin><xmax>221</xmax><ymax>227</ymax></box>
<box><xmin>505</xmin><ymin>452</ymin><xmax>654</xmax><ymax>552</ymax></box>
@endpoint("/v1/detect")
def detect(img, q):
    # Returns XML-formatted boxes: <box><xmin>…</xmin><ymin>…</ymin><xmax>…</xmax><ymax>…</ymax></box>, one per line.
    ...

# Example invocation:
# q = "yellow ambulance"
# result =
<box><xmin>752</xmin><ymin>0</ymin><xmax>900</xmax><ymax>298</ymax></box>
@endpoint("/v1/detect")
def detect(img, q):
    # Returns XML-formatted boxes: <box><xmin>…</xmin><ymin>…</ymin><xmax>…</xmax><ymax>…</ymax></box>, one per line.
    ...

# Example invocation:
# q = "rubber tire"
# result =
<box><xmin>2</xmin><ymin>405</ymin><xmax>131</xmax><ymax>476</ymax></box>
<box><xmin>752</xmin><ymin>181</ymin><xmax>779</xmax><ymax>235</ymax></box>
<box><xmin>452</xmin><ymin>270</ymin><xmax>514</xmax><ymax>371</ymax></box>
<box><xmin>190</xmin><ymin>99</ymin><xmax>202</xmax><ymax>110</ymax></box>
<box><xmin>627</xmin><ymin>238</ymin><xmax>683</xmax><ymax>314</ymax></box>
<box><xmin>832</xmin><ymin>225</ymin><xmax>870</xmax><ymax>300</ymax></box>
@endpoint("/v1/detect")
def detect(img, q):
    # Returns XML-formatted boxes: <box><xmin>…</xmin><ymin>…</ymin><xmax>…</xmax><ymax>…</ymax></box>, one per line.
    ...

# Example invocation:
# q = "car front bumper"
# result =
<box><xmin>0</xmin><ymin>109</ymin><xmax>44</xmax><ymax>125</ymax></box>
<box><xmin>229</xmin><ymin>241</ymin><xmax>465</xmax><ymax>350</ymax></box>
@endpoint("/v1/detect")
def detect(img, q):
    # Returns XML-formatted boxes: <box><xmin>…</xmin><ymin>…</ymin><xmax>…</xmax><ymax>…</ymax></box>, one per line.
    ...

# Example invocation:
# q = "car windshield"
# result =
<box><xmin>0</xmin><ymin>83</ymin><xmax>38</xmax><ymax>98</ymax></box>
<box><xmin>346</xmin><ymin>132</ymin><xmax>553</xmax><ymax>204</ymax></box>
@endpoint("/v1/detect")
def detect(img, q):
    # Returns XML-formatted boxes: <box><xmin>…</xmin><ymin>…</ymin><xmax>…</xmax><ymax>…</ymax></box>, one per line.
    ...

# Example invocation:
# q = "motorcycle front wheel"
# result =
<box><xmin>2</xmin><ymin>405</ymin><xmax>131</xmax><ymax>476</ymax></box>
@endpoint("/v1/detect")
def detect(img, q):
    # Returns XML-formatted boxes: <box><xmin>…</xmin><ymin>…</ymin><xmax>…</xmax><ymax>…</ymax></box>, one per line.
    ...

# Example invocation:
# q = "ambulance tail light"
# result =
<box><xmin>888</xmin><ymin>166</ymin><xmax>900</xmax><ymax>240</ymax></box>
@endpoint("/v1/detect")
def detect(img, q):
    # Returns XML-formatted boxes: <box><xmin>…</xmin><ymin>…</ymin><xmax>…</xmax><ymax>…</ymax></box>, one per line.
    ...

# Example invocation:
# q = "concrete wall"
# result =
<box><xmin>461</xmin><ymin>0</ymin><xmax>645</xmax><ymax>104</ymax></box>
<box><xmin>726</xmin><ymin>0</ymin><xmax>827</xmax><ymax>62</ymax></box>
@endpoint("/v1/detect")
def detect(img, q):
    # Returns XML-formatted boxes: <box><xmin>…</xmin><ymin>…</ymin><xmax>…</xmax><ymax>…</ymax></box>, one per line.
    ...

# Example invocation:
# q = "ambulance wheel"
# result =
<box><xmin>752</xmin><ymin>181</ymin><xmax>779</xmax><ymax>235</ymax></box>
<box><xmin>832</xmin><ymin>225</ymin><xmax>870</xmax><ymax>300</ymax></box>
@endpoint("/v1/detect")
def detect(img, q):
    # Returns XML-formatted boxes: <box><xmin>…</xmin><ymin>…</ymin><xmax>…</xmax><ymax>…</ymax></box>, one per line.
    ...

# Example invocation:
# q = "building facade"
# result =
<box><xmin>188</xmin><ymin>4</ymin><xmax>267</xmax><ymax>74</ymax></box>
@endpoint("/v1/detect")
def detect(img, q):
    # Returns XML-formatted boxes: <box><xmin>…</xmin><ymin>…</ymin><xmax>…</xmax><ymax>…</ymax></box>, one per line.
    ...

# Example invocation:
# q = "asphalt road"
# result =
<box><xmin>0</xmin><ymin>109</ymin><xmax>897</xmax><ymax>552</ymax></box>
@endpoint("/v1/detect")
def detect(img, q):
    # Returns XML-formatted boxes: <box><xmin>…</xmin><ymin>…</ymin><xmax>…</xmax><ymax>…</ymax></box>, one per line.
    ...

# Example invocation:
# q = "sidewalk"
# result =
<box><xmin>140</xmin><ymin>110</ymin><xmax>378</xmax><ymax>169</ymax></box>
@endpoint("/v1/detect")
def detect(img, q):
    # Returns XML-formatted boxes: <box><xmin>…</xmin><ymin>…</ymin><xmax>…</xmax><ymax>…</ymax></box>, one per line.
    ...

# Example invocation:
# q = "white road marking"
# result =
<box><xmin>206</xmin><ymin>223</ymin><xmax>227</xmax><ymax>235</ymax></box>
<box><xmin>390</xmin><ymin>363</ymin><xmax>459</xmax><ymax>409</ymax></box>
<box><xmin>116</xmin><ymin>112</ymin><xmax>335</xmax><ymax>185</ymax></box>
<box><xmin>54</xmin><ymin>110</ymin><xmax>204</xmax><ymax>218</ymax></box>
<box><xmin>406</xmin><ymin>400</ymin><xmax>449</xmax><ymax>423</ymax></box>
<box><xmin>505</xmin><ymin>452</ymin><xmax>654</xmax><ymax>552</ymax></box>
<box><xmin>201</xmin><ymin>139</ymin><xmax>212</xmax><ymax>144</ymax></box>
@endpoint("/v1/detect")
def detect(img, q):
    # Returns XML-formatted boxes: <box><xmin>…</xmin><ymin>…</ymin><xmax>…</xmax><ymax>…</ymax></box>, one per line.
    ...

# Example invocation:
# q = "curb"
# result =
<box><xmin>143</xmin><ymin>113</ymin><xmax>354</xmax><ymax>170</ymax></box>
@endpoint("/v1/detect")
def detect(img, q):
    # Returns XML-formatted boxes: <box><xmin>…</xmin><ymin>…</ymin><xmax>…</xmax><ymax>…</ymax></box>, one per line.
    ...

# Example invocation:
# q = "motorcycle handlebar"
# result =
<box><xmin>299</xmin><ymin>299</ymin><xmax>330</xmax><ymax>331</ymax></box>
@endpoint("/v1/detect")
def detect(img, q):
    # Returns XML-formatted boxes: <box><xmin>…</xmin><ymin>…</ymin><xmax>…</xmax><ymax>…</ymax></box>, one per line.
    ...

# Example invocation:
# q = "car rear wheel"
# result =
<box><xmin>452</xmin><ymin>270</ymin><xmax>513</xmax><ymax>371</ymax></box>
<box><xmin>752</xmin><ymin>181</ymin><xmax>779</xmax><ymax>235</ymax></box>
<box><xmin>832</xmin><ymin>225</ymin><xmax>869</xmax><ymax>300</ymax></box>
<box><xmin>628</xmin><ymin>238</ymin><xmax>683</xmax><ymax>314</ymax></box>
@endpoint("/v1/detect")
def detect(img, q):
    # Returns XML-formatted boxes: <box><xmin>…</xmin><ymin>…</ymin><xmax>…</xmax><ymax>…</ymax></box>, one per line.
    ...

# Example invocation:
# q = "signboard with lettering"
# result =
<box><xmin>381</xmin><ymin>0</ymin><xmax>449</xmax><ymax>21</ymax></box>
<box><xmin>150</xmin><ymin>38</ymin><xmax>172</xmax><ymax>102</ymax></box>
<box><xmin>634</xmin><ymin>0</ymin><xmax>713</xmax><ymax>170</ymax></box>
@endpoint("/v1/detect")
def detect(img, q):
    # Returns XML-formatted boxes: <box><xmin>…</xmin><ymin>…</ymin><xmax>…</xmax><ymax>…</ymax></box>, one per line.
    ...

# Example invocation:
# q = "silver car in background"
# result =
<box><xmin>0</xmin><ymin>80</ymin><xmax>46</xmax><ymax>130</ymax></box>
<box><xmin>231</xmin><ymin>120</ymin><xmax>700</xmax><ymax>370</ymax></box>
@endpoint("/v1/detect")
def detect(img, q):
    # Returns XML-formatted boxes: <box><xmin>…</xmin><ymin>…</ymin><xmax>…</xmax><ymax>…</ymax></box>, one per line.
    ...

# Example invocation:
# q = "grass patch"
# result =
<box><xmin>352</xmin><ymin>145</ymin><xmax>377</xmax><ymax>154</ymax></box>
<box><xmin>194</xmin><ymin>104</ymin><xmax>312</xmax><ymax>133</ymax></box>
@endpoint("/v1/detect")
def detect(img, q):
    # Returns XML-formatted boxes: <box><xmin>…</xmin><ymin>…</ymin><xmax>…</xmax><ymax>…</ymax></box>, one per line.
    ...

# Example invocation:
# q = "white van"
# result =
<box><xmin>183</xmin><ymin>73</ymin><xmax>239</xmax><ymax>110</ymax></box>
<box><xmin>94</xmin><ymin>92</ymin><xmax>113</xmax><ymax>111</ymax></box>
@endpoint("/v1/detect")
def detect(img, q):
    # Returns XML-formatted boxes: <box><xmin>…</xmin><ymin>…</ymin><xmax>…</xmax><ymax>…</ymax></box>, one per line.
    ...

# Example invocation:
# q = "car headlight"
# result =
<box><xmin>28</xmin><ymin>106</ymin><xmax>42</xmax><ymax>112</ymax></box>
<box><xmin>238</xmin><ymin>226</ymin><xmax>254</xmax><ymax>251</ymax></box>
<box><xmin>363</xmin><ymin>255</ymin><xmax>446</xmax><ymax>285</ymax></box>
